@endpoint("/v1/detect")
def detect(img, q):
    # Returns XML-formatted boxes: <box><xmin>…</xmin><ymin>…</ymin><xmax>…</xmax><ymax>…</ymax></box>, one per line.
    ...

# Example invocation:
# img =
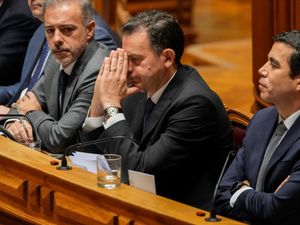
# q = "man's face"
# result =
<box><xmin>44</xmin><ymin>2</ymin><xmax>94</xmax><ymax>68</ymax></box>
<box><xmin>258</xmin><ymin>42</ymin><xmax>298</xmax><ymax>104</ymax></box>
<box><xmin>122</xmin><ymin>31</ymin><xmax>168</xmax><ymax>96</ymax></box>
<box><xmin>28</xmin><ymin>0</ymin><xmax>44</xmax><ymax>21</ymax></box>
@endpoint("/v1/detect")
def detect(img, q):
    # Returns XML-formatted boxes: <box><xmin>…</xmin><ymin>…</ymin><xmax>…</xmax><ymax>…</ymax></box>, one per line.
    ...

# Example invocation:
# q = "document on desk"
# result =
<box><xmin>69</xmin><ymin>152</ymin><xmax>99</xmax><ymax>174</ymax></box>
<box><xmin>128</xmin><ymin>169</ymin><xmax>156</xmax><ymax>194</ymax></box>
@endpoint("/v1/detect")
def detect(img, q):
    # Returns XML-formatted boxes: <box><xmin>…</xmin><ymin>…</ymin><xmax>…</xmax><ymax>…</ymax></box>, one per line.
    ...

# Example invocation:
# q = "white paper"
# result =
<box><xmin>69</xmin><ymin>152</ymin><xmax>99</xmax><ymax>174</ymax></box>
<box><xmin>128</xmin><ymin>169</ymin><xmax>156</xmax><ymax>194</ymax></box>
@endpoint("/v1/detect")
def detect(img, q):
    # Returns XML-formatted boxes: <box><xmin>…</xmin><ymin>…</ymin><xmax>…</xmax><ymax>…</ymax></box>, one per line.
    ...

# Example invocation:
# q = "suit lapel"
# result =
<box><xmin>141</xmin><ymin>67</ymin><xmax>186</xmax><ymax>141</ymax></box>
<box><xmin>266</xmin><ymin>115</ymin><xmax>300</xmax><ymax>174</ymax></box>
<box><xmin>22</xmin><ymin>25</ymin><xmax>46</xmax><ymax>83</ymax></box>
<box><xmin>61</xmin><ymin>40</ymin><xmax>98</xmax><ymax>115</ymax></box>
<box><xmin>249</xmin><ymin>108</ymin><xmax>279</xmax><ymax>185</ymax></box>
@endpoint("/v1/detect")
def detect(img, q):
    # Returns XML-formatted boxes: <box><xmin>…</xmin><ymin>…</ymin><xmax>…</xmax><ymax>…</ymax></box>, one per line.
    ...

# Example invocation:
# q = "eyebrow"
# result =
<box><xmin>270</xmin><ymin>57</ymin><xmax>280</xmax><ymax>67</ymax></box>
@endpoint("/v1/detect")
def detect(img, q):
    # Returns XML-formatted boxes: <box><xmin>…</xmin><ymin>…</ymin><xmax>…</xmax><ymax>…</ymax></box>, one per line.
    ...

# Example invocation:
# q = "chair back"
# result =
<box><xmin>225</xmin><ymin>106</ymin><xmax>253</xmax><ymax>152</ymax></box>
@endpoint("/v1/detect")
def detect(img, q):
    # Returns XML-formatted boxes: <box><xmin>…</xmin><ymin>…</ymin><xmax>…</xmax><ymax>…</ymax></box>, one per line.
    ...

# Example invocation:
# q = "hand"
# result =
<box><xmin>0</xmin><ymin>105</ymin><xmax>10</xmax><ymax>115</ymax></box>
<box><xmin>15</xmin><ymin>91</ymin><xmax>42</xmax><ymax>114</ymax></box>
<box><xmin>90</xmin><ymin>48</ymin><xmax>140</xmax><ymax>117</ymax></box>
<box><xmin>6</xmin><ymin>120</ymin><xmax>33</xmax><ymax>142</ymax></box>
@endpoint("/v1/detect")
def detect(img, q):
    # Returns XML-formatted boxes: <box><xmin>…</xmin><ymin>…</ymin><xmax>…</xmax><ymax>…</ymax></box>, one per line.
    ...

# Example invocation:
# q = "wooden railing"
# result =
<box><xmin>0</xmin><ymin>136</ymin><xmax>244</xmax><ymax>225</ymax></box>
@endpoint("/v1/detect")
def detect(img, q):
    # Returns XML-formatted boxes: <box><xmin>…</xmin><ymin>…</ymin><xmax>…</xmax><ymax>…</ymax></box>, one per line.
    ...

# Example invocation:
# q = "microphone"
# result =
<box><xmin>205</xmin><ymin>150</ymin><xmax>236</xmax><ymax>222</ymax></box>
<box><xmin>57</xmin><ymin>135</ymin><xmax>139</xmax><ymax>170</ymax></box>
<box><xmin>0</xmin><ymin>113</ymin><xmax>38</xmax><ymax>142</ymax></box>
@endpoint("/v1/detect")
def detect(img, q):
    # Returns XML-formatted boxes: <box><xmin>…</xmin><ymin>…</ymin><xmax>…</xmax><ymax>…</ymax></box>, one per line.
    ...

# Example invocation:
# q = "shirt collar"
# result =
<box><xmin>149</xmin><ymin>70</ymin><xmax>177</xmax><ymax>104</ymax></box>
<box><xmin>279</xmin><ymin>108</ymin><xmax>300</xmax><ymax>130</ymax></box>
<box><xmin>59</xmin><ymin>60</ymin><xmax>77</xmax><ymax>76</ymax></box>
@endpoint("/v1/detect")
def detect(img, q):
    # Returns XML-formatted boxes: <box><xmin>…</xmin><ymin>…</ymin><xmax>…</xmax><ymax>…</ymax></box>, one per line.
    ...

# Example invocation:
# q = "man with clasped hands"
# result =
<box><xmin>82</xmin><ymin>10</ymin><xmax>232</xmax><ymax>210</ymax></box>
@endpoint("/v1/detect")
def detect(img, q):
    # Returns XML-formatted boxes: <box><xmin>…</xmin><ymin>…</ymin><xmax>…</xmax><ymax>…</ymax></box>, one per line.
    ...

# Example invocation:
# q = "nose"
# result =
<box><xmin>53</xmin><ymin>29</ymin><xmax>64</xmax><ymax>44</ymax></box>
<box><xmin>258</xmin><ymin>62</ymin><xmax>268</xmax><ymax>77</ymax></box>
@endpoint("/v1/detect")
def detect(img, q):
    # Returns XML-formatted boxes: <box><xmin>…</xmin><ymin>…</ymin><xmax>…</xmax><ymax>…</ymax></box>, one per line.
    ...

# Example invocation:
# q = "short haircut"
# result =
<box><xmin>121</xmin><ymin>10</ymin><xmax>185</xmax><ymax>66</ymax></box>
<box><xmin>273</xmin><ymin>30</ymin><xmax>300</xmax><ymax>78</ymax></box>
<box><xmin>43</xmin><ymin>0</ymin><xmax>93</xmax><ymax>26</ymax></box>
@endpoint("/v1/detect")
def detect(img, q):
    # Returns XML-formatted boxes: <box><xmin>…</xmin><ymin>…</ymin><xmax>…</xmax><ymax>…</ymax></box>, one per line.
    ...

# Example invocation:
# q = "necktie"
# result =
<box><xmin>143</xmin><ymin>98</ymin><xmax>155</xmax><ymax>131</ymax></box>
<box><xmin>27</xmin><ymin>42</ymin><xmax>49</xmax><ymax>90</ymax></box>
<box><xmin>58</xmin><ymin>70</ymin><xmax>69</xmax><ymax>117</ymax></box>
<box><xmin>256</xmin><ymin>122</ymin><xmax>287</xmax><ymax>191</ymax></box>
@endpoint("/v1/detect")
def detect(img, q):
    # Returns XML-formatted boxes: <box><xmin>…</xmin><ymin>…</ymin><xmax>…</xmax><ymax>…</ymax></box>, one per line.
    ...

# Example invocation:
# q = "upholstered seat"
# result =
<box><xmin>225</xmin><ymin>106</ymin><xmax>253</xmax><ymax>151</ymax></box>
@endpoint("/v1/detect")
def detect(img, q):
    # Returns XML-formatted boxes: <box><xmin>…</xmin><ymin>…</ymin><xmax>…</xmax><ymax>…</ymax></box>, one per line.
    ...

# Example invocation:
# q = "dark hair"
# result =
<box><xmin>43</xmin><ymin>0</ymin><xmax>93</xmax><ymax>26</ymax></box>
<box><xmin>121</xmin><ymin>10</ymin><xmax>185</xmax><ymax>66</ymax></box>
<box><xmin>273</xmin><ymin>30</ymin><xmax>300</xmax><ymax>78</ymax></box>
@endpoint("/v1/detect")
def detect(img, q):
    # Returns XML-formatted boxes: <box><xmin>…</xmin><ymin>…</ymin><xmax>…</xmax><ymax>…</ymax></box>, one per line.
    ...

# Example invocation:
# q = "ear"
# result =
<box><xmin>161</xmin><ymin>48</ymin><xmax>176</xmax><ymax>68</ymax></box>
<box><xmin>86</xmin><ymin>20</ymin><xmax>96</xmax><ymax>41</ymax></box>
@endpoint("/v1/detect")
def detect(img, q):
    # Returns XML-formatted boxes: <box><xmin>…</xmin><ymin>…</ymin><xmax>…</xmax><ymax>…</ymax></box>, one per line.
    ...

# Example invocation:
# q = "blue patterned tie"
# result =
<box><xmin>27</xmin><ymin>42</ymin><xmax>49</xmax><ymax>90</ymax></box>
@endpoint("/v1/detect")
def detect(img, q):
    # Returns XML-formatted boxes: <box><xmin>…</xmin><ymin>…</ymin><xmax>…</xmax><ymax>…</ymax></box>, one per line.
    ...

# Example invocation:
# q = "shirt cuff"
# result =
<box><xmin>82</xmin><ymin>116</ymin><xmax>104</xmax><ymax>132</ymax></box>
<box><xmin>103</xmin><ymin>113</ymin><xmax>125</xmax><ymax>129</ymax></box>
<box><xmin>230</xmin><ymin>186</ymin><xmax>252</xmax><ymax>208</ymax></box>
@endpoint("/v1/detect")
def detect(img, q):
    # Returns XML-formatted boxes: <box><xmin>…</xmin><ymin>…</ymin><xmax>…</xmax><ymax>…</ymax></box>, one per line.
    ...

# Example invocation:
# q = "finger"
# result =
<box><xmin>26</xmin><ymin>91</ymin><xmax>35</xmax><ymax>99</ymax></box>
<box><xmin>121</xmin><ymin>51</ymin><xmax>128</xmax><ymax>81</ymax></box>
<box><xmin>23</xmin><ymin>121</ymin><xmax>33</xmax><ymax>141</ymax></box>
<box><xmin>14</xmin><ymin>121</ymin><xmax>32</xmax><ymax>141</ymax></box>
<box><xmin>110</xmin><ymin>51</ymin><xmax>118</xmax><ymax>73</ymax></box>
<box><xmin>7</xmin><ymin>122</ymin><xmax>25</xmax><ymax>142</ymax></box>
<box><xmin>116</xmin><ymin>49</ymin><xmax>124</xmax><ymax>76</ymax></box>
<box><xmin>102</xmin><ymin>57</ymin><xmax>111</xmax><ymax>78</ymax></box>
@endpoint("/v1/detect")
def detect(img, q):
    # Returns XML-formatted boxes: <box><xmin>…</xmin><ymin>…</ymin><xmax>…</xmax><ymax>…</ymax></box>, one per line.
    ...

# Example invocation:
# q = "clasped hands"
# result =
<box><xmin>90</xmin><ymin>48</ymin><xmax>141</xmax><ymax>117</ymax></box>
<box><xmin>6</xmin><ymin>91</ymin><xmax>42</xmax><ymax>142</ymax></box>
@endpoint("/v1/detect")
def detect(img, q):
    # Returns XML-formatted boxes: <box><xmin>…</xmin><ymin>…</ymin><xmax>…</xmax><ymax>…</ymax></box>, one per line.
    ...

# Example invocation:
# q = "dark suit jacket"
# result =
<box><xmin>16</xmin><ymin>40</ymin><xmax>110</xmax><ymax>153</ymax></box>
<box><xmin>82</xmin><ymin>65</ymin><xmax>233</xmax><ymax>210</ymax></box>
<box><xmin>0</xmin><ymin>0</ymin><xmax>40</xmax><ymax>91</ymax></box>
<box><xmin>1</xmin><ymin>11</ymin><xmax>119</xmax><ymax>106</ymax></box>
<box><xmin>216</xmin><ymin>106</ymin><xmax>300</xmax><ymax>225</ymax></box>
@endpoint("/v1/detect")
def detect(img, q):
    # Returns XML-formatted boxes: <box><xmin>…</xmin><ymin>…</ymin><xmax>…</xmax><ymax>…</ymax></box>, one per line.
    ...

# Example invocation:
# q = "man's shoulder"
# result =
<box><xmin>81</xmin><ymin>41</ymin><xmax>110</xmax><ymax>71</ymax></box>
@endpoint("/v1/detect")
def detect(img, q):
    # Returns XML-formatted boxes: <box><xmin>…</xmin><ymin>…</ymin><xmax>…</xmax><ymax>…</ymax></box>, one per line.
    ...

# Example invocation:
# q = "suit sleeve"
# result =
<box><xmin>0</xmin><ymin>84</ymin><xmax>20</xmax><ymax>105</ymax></box>
<box><xmin>90</xmin><ymin>93</ymin><xmax>229</xmax><ymax>183</ymax></box>
<box><xmin>0</xmin><ymin>9</ymin><xmax>39</xmax><ymax>89</ymax></box>
<box><xmin>28</xmin><ymin>71</ymin><xmax>97</xmax><ymax>154</ymax></box>
<box><xmin>233</xmin><ymin>158</ymin><xmax>300</xmax><ymax>221</ymax></box>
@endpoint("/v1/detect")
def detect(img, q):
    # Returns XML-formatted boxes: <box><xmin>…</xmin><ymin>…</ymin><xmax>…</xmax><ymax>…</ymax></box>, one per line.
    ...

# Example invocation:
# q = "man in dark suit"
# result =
<box><xmin>0</xmin><ymin>0</ymin><xmax>40</xmax><ymax>100</ymax></box>
<box><xmin>82</xmin><ymin>10</ymin><xmax>232</xmax><ymax>210</ymax></box>
<box><xmin>215</xmin><ymin>30</ymin><xmax>300</xmax><ymax>225</ymax></box>
<box><xmin>0</xmin><ymin>0</ymin><xmax>119</xmax><ymax>107</ymax></box>
<box><xmin>5</xmin><ymin>0</ymin><xmax>110</xmax><ymax>154</ymax></box>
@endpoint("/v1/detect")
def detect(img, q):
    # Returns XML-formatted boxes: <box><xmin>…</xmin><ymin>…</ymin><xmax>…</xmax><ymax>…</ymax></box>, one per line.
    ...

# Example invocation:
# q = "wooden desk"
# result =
<box><xmin>0</xmin><ymin>136</ymin><xmax>244</xmax><ymax>225</ymax></box>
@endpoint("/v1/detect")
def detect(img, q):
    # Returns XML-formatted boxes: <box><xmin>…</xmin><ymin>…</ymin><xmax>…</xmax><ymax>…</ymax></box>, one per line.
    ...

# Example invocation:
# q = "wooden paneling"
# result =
<box><xmin>0</xmin><ymin>136</ymin><xmax>245</xmax><ymax>225</ymax></box>
<box><xmin>252</xmin><ymin>0</ymin><xmax>300</xmax><ymax>111</ymax></box>
<box><xmin>91</xmin><ymin>0</ymin><xmax>196</xmax><ymax>45</ymax></box>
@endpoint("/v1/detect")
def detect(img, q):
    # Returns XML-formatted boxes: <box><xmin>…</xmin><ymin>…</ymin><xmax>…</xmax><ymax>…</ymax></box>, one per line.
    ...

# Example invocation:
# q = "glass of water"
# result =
<box><xmin>97</xmin><ymin>154</ymin><xmax>121</xmax><ymax>189</ymax></box>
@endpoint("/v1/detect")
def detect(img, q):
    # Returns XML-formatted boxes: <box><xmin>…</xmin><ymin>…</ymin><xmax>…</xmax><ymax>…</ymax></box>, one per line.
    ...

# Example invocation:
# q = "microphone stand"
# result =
<box><xmin>205</xmin><ymin>150</ymin><xmax>236</xmax><ymax>222</ymax></box>
<box><xmin>0</xmin><ymin>113</ymin><xmax>38</xmax><ymax>142</ymax></box>
<box><xmin>57</xmin><ymin>135</ymin><xmax>138</xmax><ymax>170</ymax></box>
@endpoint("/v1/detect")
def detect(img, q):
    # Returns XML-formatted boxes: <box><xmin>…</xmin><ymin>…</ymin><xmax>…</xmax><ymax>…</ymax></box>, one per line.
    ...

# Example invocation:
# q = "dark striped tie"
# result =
<box><xmin>58</xmin><ymin>70</ymin><xmax>69</xmax><ymax>117</ymax></box>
